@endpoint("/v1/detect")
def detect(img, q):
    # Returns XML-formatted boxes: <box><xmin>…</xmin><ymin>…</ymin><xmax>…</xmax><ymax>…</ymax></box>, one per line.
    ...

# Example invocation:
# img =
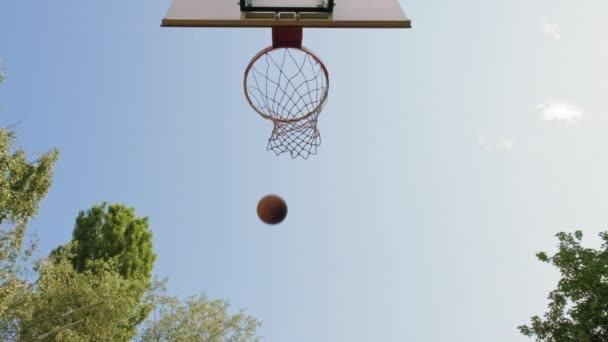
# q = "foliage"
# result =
<box><xmin>137</xmin><ymin>293</ymin><xmax>262</xmax><ymax>342</ymax></box>
<box><xmin>15</xmin><ymin>255</ymin><xmax>158</xmax><ymax>341</ymax></box>
<box><xmin>49</xmin><ymin>203</ymin><xmax>157</xmax><ymax>340</ymax></box>
<box><xmin>0</xmin><ymin>128</ymin><xmax>59</xmax><ymax>330</ymax></box>
<box><xmin>54</xmin><ymin>203</ymin><xmax>156</xmax><ymax>281</ymax></box>
<box><xmin>519</xmin><ymin>231</ymin><xmax>608</xmax><ymax>342</ymax></box>
<box><xmin>0</xmin><ymin>124</ymin><xmax>258</xmax><ymax>340</ymax></box>
<box><xmin>0</xmin><ymin>130</ymin><xmax>59</xmax><ymax>240</ymax></box>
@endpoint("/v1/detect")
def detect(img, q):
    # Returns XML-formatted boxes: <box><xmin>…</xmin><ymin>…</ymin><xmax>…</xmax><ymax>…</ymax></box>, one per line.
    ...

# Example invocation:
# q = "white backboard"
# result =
<box><xmin>161</xmin><ymin>0</ymin><xmax>411</xmax><ymax>28</ymax></box>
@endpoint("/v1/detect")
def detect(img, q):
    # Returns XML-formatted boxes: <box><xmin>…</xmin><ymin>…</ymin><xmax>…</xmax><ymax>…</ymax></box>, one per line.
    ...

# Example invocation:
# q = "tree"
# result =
<box><xmin>0</xmin><ymin>130</ymin><xmax>58</xmax><ymax>245</ymax></box>
<box><xmin>137</xmin><ymin>293</ymin><xmax>262</xmax><ymax>342</ymax></box>
<box><xmin>519</xmin><ymin>231</ymin><xmax>608</xmax><ymax>342</ymax></box>
<box><xmin>46</xmin><ymin>203</ymin><xmax>157</xmax><ymax>340</ymax></box>
<box><xmin>17</xmin><ymin>256</ymin><xmax>157</xmax><ymax>341</ymax></box>
<box><xmin>56</xmin><ymin>203</ymin><xmax>156</xmax><ymax>281</ymax></box>
<box><xmin>0</xmin><ymin>129</ymin><xmax>59</xmax><ymax>334</ymax></box>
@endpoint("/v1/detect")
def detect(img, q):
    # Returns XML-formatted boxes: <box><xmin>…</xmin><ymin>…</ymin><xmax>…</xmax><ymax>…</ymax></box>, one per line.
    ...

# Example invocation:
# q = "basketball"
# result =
<box><xmin>257</xmin><ymin>194</ymin><xmax>288</xmax><ymax>224</ymax></box>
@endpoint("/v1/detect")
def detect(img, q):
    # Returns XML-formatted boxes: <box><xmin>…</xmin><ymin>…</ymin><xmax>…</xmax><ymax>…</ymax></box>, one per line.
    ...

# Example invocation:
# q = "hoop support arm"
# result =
<box><xmin>272</xmin><ymin>27</ymin><xmax>303</xmax><ymax>48</ymax></box>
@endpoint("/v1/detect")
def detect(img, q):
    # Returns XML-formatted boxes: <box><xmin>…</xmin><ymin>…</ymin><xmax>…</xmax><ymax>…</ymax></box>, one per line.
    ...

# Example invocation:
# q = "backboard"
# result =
<box><xmin>161</xmin><ymin>0</ymin><xmax>411</xmax><ymax>28</ymax></box>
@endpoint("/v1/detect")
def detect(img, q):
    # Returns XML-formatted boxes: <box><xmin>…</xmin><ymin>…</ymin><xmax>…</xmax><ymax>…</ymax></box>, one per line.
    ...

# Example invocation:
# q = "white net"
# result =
<box><xmin>244</xmin><ymin>47</ymin><xmax>329</xmax><ymax>159</ymax></box>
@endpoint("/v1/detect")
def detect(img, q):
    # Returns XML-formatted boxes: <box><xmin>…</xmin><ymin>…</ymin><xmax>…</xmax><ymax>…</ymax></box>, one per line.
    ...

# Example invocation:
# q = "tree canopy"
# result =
<box><xmin>0</xmin><ymin>129</ymin><xmax>59</xmax><ymax>335</ymax></box>
<box><xmin>17</xmin><ymin>256</ymin><xmax>155</xmax><ymax>341</ymax></box>
<box><xmin>519</xmin><ymin>231</ymin><xmax>608</xmax><ymax>342</ymax></box>
<box><xmin>0</xmin><ymin>129</ymin><xmax>59</xmax><ymax>251</ymax></box>
<box><xmin>0</xmin><ymin>127</ymin><xmax>260</xmax><ymax>340</ymax></box>
<box><xmin>47</xmin><ymin>203</ymin><xmax>158</xmax><ymax>340</ymax></box>
<box><xmin>55</xmin><ymin>202</ymin><xmax>156</xmax><ymax>281</ymax></box>
<box><xmin>138</xmin><ymin>293</ymin><xmax>262</xmax><ymax>342</ymax></box>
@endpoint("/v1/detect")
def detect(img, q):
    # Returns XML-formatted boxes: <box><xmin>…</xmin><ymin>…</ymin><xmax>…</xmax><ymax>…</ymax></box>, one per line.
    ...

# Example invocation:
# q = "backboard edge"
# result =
<box><xmin>161</xmin><ymin>18</ymin><xmax>412</xmax><ymax>28</ymax></box>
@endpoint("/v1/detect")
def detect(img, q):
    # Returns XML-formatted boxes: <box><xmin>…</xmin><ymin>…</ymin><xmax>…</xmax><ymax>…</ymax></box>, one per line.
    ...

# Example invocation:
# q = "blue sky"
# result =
<box><xmin>2</xmin><ymin>0</ymin><xmax>608</xmax><ymax>341</ymax></box>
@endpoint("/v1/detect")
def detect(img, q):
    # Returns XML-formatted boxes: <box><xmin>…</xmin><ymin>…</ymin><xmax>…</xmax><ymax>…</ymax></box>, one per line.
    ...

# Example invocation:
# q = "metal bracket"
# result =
<box><xmin>239</xmin><ymin>0</ymin><xmax>335</xmax><ymax>14</ymax></box>
<box><xmin>272</xmin><ymin>27</ymin><xmax>303</xmax><ymax>48</ymax></box>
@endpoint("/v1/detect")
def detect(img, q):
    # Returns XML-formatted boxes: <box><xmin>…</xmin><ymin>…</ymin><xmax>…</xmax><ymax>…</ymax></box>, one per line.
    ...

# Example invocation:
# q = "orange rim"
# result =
<box><xmin>243</xmin><ymin>46</ymin><xmax>330</xmax><ymax>123</ymax></box>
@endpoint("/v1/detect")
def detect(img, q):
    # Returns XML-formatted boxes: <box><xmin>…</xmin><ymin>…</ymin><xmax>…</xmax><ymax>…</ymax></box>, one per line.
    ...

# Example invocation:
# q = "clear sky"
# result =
<box><xmin>2</xmin><ymin>0</ymin><xmax>608</xmax><ymax>341</ymax></box>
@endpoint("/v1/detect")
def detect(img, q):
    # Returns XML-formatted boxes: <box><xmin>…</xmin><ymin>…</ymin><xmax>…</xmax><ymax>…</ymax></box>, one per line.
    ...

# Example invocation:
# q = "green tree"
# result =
<box><xmin>0</xmin><ymin>130</ymin><xmax>58</xmax><ymax>241</ymax></box>
<box><xmin>18</xmin><ymin>255</ymin><xmax>157</xmax><ymax>341</ymax></box>
<box><xmin>0</xmin><ymin>129</ymin><xmax>59</xmax><ymax>335</ymax></box>
<box><xmin>58</xmin><ymin>203</ymin><xmax>156</xmax><ymax>281</ymax></box>
<box><xmin>138</xmin><ymin>293</ymin><xmax>262</xmax><ymax>342</ymax></box>
<box><xmin>46</xmin><ymin>203</ymin><xmax>157</xmax><ymax>340</ymax></box>
<box><xmin>0</xmin><ymin>129</ymin><xmax>59</xmax><ymax>258</ymax></box>
<box><xmin>519</xmin><ymin>231</ymin><xmax>608</xmax><ymax>342</ymax></box>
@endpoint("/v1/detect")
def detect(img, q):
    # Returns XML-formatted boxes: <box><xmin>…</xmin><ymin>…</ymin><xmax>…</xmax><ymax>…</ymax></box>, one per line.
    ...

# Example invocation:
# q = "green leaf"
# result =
<box><xmin>519</xmin><ymin>231</ymin><xmax>608</xmax><ymax>341</ymax></box>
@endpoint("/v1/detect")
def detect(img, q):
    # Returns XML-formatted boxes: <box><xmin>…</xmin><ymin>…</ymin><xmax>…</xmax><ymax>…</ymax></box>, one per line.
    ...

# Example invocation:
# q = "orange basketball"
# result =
<box><xmin>257</xmin><ymin>194</ymin><xmax>288</xmax><ymax>224</ymax></box>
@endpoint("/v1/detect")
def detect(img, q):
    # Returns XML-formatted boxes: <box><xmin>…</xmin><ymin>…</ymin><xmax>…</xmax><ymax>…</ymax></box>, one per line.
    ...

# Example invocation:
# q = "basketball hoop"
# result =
<box><xmin>163</xmin><ymin>0</ymin><xmax>411</xmax><ymax>158</ymax></box>
<box><xmin>244</xmin><ymin>28</ymin><xmax>329</xmax><ymax>159</ymax></box>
